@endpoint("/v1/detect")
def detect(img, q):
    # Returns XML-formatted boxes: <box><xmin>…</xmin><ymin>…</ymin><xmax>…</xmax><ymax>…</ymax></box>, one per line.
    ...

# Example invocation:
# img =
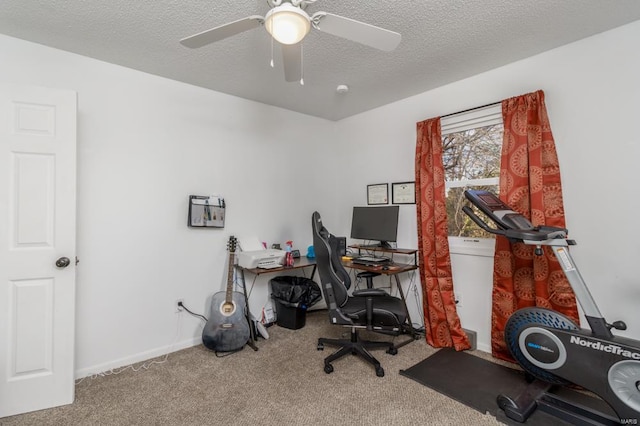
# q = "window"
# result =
<box><xmin>441</xmin><ymin>104</ymin><xmax>503</xmax><ymax>256</ymax></box>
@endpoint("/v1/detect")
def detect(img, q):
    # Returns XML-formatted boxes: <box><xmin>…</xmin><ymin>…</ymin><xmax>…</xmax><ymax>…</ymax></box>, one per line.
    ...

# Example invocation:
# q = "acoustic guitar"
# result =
<box><xmin>202</xmin><ymin>236</ymin><xmax>250</xmax><ymax>352</ymax></box>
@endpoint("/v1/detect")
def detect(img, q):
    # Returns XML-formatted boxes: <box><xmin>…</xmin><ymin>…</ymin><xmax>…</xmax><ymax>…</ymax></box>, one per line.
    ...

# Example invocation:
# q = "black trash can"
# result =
<box><xmin>270</xmin><ymin>276</ymin><xmax>321</xmax><ymax>330</ymax></box>
<box><xmin>272</xmin><ymin>299</ymin><xmax>307</xmax><ymax>330</ymax></box>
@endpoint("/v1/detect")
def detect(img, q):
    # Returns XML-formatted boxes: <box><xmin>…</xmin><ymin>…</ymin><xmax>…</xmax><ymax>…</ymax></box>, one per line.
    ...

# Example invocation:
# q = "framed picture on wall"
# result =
<box><xmin>392</xmin><ymin>181</ymin><xmax>416</xmax><ymax>204</ymax></box>
<box><xmin>367</xmin><ymin>183</ymin><xmax>388</xmax><ymax>205</ymax></box>
<box><xmin>188</xmin><ymin>195</ymin><xmax>226</xmax><ymax>228</ymax></box>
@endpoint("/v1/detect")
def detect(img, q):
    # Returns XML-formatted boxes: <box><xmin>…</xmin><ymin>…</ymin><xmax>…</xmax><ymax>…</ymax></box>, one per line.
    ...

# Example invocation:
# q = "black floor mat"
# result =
<box><xmin>400</xmin><ymin>348</ymin><xmax>613</xmax><ymax>425</ymax></box>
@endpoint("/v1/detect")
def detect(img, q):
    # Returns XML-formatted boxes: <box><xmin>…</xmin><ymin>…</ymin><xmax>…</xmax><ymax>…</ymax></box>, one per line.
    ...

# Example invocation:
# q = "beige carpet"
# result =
<box><xmin>2</xmin><ymin>311</ymin><xmax>503</xmax><ymax>425</ymax></box>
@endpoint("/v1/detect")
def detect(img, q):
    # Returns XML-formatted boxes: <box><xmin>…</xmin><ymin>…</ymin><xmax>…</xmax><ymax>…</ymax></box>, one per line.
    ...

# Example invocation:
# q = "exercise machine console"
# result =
<box><xmin>463</xmin><ymin>189</ymin><xmax>640</xmax><ymax>425</ymax></box>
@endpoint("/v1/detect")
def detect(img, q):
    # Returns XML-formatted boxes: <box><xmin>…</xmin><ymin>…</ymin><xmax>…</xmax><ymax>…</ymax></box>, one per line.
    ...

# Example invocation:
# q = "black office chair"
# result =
<box><xmin>311</xmin><ymin>211</ymin><xmax>407</xmax><ymax>377</ymax></box>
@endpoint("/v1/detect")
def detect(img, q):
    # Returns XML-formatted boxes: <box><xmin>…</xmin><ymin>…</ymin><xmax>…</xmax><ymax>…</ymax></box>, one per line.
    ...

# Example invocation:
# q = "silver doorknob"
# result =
<box><xmin>56</xmin><ymin>257</ymin><xmax>71</xmax><ymax>268</ymax></box>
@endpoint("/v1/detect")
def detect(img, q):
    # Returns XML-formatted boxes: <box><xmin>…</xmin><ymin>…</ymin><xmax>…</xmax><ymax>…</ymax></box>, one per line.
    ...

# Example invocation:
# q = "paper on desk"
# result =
<box><xmin>238</xmin><ymin>236</ymin><xmax>265</xmax><ymax>252</ymax></box>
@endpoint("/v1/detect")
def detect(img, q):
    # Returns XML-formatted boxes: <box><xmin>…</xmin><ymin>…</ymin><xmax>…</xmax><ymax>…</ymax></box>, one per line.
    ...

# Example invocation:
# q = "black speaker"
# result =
<box><xmin>336</xmin><ymin>236</ymin><xmax>347</xmax><ymax>256</ymax></box>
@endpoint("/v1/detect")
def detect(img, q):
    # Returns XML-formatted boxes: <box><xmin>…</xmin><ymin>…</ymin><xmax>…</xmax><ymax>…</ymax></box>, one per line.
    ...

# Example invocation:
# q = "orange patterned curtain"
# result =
<box><xmin>492</xmin><ymin>90</ymin><xmax>579</xmax><ymax>361</ymax></box>
<box><xmin>415</xmin><ymin>117</ymin><xmax>470</xmax><ymax>351</ymax></box>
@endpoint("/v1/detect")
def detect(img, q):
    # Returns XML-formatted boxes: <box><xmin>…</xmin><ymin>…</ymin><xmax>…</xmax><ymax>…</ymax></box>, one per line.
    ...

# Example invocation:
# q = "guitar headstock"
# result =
<box><xmin>227</xmin><ymin>236</ymin><xmax>238</xmax><ymax>253</ymax></box>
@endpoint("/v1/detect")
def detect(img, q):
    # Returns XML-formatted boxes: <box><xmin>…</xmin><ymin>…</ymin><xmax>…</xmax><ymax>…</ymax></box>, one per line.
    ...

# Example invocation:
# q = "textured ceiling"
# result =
<box><xmin>2</xmin><ymin>1</ymin><xmax>640</xmax><ymax>121</ymax></box>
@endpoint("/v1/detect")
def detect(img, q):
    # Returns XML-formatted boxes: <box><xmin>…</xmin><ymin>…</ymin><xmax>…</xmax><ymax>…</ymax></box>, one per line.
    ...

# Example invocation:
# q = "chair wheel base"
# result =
<box><xmin>317</xmin><ymin>330</ymin><xmax>395</xmax><ymax>377</ymax></box>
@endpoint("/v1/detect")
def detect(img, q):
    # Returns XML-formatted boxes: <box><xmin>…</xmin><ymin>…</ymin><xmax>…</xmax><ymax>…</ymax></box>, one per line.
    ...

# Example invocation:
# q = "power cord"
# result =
<box><xmin>75</xmin><ymin>306</ymin><xmax>183</xmax><ymax>385</ymax></box>
<box><xmin>178</xmin><ymin>301</ymin><xmax>208</xmax><ymax>323</ymax></box>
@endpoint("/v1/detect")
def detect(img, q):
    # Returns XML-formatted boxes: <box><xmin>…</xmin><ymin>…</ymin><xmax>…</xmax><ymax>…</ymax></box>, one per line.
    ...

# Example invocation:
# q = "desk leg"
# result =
<box><xmin>237</xmin><ymin>267</ymin><xmax>258</xmax><ymax>351</ymax></box>
<box><xmin>393</xmin><ymin>274</ymin><xmax>419</xmax><ymax>345</ymax></box>
<box><xmin>309</xmin><ymin>264</ymin><xmax>317</xmax><ymax>281</ymax></box>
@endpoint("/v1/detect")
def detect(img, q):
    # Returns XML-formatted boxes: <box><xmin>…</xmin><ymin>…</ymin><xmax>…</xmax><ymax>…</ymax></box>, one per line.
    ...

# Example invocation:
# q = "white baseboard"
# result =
<box><xmin>476</xmin><ymin>342</ymin><xmax>491</xmax><ymax>353</ymax></box>
<box><xmin>75</xmin><ymin>336</ymin><xmax>201</xmax><ymax>379</ymax></box>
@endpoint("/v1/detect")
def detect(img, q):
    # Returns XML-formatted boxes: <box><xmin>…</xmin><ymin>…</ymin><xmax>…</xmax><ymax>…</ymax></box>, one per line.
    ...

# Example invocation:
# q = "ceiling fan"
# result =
<box><xmin>180</xmin><ymin>0</ymin><xmax>401</xmax><ymax>83</ymax></box>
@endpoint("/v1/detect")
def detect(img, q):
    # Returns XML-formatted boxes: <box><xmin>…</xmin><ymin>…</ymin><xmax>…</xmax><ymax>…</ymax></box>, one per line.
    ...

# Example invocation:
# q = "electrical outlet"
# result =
<box><xmin>454</xmin><ymin>291</ymin><xmax>463</xmax><ymax>308</ymax></box>
<box><xmin>175</xmin><ymin>298</ymin><xmax>184</xmax><ymax>313</ymax></box>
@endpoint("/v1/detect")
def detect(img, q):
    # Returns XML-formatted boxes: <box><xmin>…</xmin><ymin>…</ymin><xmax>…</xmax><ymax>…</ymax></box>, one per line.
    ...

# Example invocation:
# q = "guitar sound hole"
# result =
<box><xmin>221</xmin><ymin>302</ymin><xmax>236</xmax><ymax>316</ymax></box>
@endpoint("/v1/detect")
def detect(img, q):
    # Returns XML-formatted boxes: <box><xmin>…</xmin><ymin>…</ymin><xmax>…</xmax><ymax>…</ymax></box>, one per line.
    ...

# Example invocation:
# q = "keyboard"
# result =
<box><xmin>352</xmin><ymin>256</ymin><xmax>390</xmax><ymax>265</ymax></box>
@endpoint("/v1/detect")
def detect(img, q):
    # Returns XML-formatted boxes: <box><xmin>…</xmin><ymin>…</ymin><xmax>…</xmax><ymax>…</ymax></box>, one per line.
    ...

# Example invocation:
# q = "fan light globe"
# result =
<box><xmin>265</xmin><ymin>3</ymin><xmax>311</xmax><ymax>45</ymax></box>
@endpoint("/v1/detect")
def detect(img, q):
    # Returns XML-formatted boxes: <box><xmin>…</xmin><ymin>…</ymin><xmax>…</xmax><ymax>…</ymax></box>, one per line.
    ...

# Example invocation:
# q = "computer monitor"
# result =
<box><xmin>350</xmin><ymin>206</ymin><xmax>399</xmax><ymax>248</ymax></box>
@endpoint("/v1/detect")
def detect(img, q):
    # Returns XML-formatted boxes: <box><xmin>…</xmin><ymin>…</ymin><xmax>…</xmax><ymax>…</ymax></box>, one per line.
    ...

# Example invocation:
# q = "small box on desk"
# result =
<box><xmin>274</xmin><ymin>300</ymin><xmax>306</xmax><ymax>330</ymax></box>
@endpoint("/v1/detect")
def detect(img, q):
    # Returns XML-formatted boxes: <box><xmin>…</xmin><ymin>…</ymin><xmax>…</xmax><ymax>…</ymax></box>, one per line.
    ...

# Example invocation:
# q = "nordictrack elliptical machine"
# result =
<box><xmin>463</xmin><ymin>190</ymin><xmax>640</xmax><ymax>425</ymax></box>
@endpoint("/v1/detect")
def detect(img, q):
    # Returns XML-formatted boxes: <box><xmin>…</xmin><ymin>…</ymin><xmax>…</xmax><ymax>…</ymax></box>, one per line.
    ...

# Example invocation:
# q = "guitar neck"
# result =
<box><xmin>225</xmin><ymin>250</ymin><xmax>235</xmax><ymax>302</ymax></box>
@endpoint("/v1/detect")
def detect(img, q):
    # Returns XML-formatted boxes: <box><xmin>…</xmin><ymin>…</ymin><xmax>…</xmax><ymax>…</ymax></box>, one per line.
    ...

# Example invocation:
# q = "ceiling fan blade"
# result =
<box><xmin>282</xmin><ymin>43</ymin><xmax>302</xmax><ymax>83</ymax></box>
<box><xmin>180</xmin><ymin>16</ymin><xmax>264</xmax><ymax>48</ymax></box>
<box><xmin>312</xmin><ymin>12</ymin><xmax>401</xmax><ymax>51</ymax></box>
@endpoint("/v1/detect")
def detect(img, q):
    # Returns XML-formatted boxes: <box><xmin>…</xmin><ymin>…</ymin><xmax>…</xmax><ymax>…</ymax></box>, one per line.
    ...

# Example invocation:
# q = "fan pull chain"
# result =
<box><xmin>270</xmin><ymin>37</ymin><xmax>274</xmax><ymax>68</ymax></box>
<box><xmin>300</xmin><ymin>44</ymin><xmax>304</xmax><ymax>85</ymax></box>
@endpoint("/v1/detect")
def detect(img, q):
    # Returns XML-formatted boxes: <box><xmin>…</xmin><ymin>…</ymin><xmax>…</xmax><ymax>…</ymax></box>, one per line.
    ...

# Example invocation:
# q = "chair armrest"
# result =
<box><xmin>353</xmin><ymin>289</ymin><xmax>388</xmax><ymax>297</ymax></box>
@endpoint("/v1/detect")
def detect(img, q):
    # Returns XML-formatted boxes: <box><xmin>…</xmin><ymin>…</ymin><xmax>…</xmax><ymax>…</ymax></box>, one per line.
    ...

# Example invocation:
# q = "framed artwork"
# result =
<box><xmin>188</xmin><ymin>195</ymin><xmax>226</xmax><ymax>228</ymax></box>
<box><xmin>367</xmin><ymin>183</ymin><xmax>388</xmax><ymax>205</ymax></box>
<box><xmin>391</xmin><ymin>181</ymin><xmax>416</xmax><ymax>204</ymax></box>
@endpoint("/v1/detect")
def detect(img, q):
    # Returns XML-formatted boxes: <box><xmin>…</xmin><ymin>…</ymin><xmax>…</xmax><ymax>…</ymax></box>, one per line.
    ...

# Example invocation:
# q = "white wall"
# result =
<box><xmin>0</xmin><ymin>34</ymin><xmax>337</xmax><ymax>376</ymax></box>
<box><xmin>1</xmin><ymin>18</ymin><xmax>638</xmax><ymax>374</ymax></box>
<box><xmin>336</xmin><ymin>20</ymin><xmax>640</xmax><ymax>351</ymax></box>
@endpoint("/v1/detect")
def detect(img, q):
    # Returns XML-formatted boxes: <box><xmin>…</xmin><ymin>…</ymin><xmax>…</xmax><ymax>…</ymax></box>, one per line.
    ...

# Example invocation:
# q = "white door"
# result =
<box><xmin>0</xmin><ymin>85</ymin><xmax>77</xmax><ymax>418</ymax></box>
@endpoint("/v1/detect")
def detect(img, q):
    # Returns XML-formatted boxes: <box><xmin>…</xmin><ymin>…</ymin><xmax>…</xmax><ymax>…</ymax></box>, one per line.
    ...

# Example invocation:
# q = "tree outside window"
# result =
<box><xmin>443</xmin><ymin>123</ymin><xmax>503</xmax><ymax>238</ymax></box>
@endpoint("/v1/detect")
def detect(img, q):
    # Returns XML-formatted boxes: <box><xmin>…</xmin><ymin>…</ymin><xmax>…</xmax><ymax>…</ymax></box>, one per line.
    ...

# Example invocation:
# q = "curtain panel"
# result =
<box><xmin>415</xmin><ymin>117</ymin><xmax>470</xmax><ymax>351</ymax></box>
<box><xmin>491</xmin><ymin>90</ymin><xmax>579</xmax><ymax>361</ymax></box>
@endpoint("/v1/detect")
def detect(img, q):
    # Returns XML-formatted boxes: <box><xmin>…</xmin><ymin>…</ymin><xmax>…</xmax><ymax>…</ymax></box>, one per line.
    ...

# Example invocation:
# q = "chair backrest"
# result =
<box><xmin>312</xmin><ymin>212</ymin><xmax>353</xmax><ymax>324</ymax></box>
